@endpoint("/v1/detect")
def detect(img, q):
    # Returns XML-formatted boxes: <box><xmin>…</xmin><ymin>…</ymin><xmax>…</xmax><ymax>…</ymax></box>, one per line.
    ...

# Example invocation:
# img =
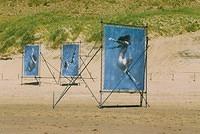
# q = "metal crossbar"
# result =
<box><xmin>40</xmin><ymin>52</ymin><xmax>58</xmax><ymax>84</ymax></box>
<box><xmin>80</xmin><ymin>57</ymin><xmax>95</xmax><ymax>82</ymax></box>
<box><xmin>53</xmin><ymin>46</ymin><xmax>101</xmax><ymax>108</ymax></box>
<box><xmin>80</xmin><ymin>76</ymin><xmax>99</xmax><ymax>104</ymax></box>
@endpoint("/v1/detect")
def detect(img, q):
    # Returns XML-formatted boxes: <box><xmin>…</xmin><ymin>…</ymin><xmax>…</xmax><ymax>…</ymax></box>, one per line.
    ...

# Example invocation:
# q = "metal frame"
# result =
<box><xmin>53</xmin><ymin>40</ymin><xmax>100</xmax><ymax>109</ymax></box>
<box><xmin>21</xmin><ymin>44</ymin><xmax>41</xmax><ymax>85</ymax></box>
<box><xmin>99</xmin><ymin>22</ymin><xmax>149</xmax><ymax>108</ymax></box>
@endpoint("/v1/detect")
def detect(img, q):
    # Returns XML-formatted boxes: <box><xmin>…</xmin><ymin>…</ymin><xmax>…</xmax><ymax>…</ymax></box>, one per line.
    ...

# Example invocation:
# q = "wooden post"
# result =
<box><xmin>171</xmin><ymin>73</ymin><xmax>174</xmax><ymax>81</ymax></box>
<box><xmin>193</xmin><ymin>72</ymin><xmax>196</xmax><ymax>82</ymax></box>
<box><xmin>150</xmin><ymin>73</ymin><xmax>152</xmax><ymax>81</ymax></box>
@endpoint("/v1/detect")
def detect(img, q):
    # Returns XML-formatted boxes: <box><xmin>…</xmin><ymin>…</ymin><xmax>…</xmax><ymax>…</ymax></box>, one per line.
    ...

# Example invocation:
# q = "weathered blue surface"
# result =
<box><xmin>103</xmin><ymin>24</ymin><xmax>146</xmax><ymax>91</ymax></box>
<box><xmin>61</xmin><ymin>44</ymin><xmax>79</xmax><ymax>77</ymax></box>
<box><xmin>23</xmin><ymin>45</ymin><xmax>40</xmax><ymax>77</ymax></box>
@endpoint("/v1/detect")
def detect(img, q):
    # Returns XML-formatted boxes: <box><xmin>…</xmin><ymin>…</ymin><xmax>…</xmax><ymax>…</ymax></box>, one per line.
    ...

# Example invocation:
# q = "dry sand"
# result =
<box><xmin>0</xmin><ymin>31</ymin><xmax>200</xmax><ymax>134</ymax></box>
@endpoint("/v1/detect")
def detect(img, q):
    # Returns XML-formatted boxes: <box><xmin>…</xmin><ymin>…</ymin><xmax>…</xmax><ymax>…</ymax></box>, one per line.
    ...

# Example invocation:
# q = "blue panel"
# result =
<box><xmin>61</xmin><ymin>44</ymin><xmax>79</xmax><ymax>77</ymax></box>
<box><xmin>23</xmin><ymin>45</ymin><xmax>40</xmax><ymax>77</ymax></box>
<box><xmin>103</xmin><ymin>24</ymin><xmax>146</xmax><ymax>91</ymax></box>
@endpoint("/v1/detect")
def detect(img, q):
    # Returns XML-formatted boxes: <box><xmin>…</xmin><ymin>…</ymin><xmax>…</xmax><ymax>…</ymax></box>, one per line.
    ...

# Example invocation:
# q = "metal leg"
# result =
<box><xmin>21</xmin><ymin>76</ymin><xmax>23</xmax><ymax>85</ymax></box>
<box><xmin>53</xmin><ymin>46</ymin><xmax>102</xmax><ymax>109</ymax></box>
<box><xmin>40</xmin><ymin>52</ymin><xmax>58</xmax><ymax>84</ymax></box>
<box><xmin>140</xmin><ymin>91</ymin><xmax>143</xmax><ymax>107</ymax></box>
<box><xmin>80</xmin><ymin>77</ymin><xmax>99</xmax><ymax>105</ymax></box>
<box><xmin>80</xmin><ymin>57</ymin><xmax>94</xmax><ymax>81</ymax></box>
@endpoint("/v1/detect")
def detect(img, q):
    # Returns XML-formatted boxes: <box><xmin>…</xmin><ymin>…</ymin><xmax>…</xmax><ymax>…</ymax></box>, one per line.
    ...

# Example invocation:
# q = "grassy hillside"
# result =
<box><xmin>0</xmin><ymin>0</ymin><xmax>199</xmax><ymax>55</ymax></box>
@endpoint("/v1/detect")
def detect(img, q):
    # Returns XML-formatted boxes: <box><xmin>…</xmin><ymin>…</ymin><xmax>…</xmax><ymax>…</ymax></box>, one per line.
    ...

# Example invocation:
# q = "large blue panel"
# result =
<box><xmin>23</xmin><ymin>45</ymin><xmax>40</xmax><ymax>77</ymax></box>
<box><xmin>61</xmin><ymin>44</ymin><xmax>79</xmax><ymax>77</ymax></box>
<box><xmin>103</xmin><ymin>24</ymin><xmax>146</xmax><ymax>91</ymax></box>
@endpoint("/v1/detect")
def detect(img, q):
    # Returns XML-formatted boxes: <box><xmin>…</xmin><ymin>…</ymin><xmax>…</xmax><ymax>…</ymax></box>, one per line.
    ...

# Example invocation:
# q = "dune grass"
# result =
<box><xmin>0</xmin><ymin>0</ymin><xmax>199</xmax><ymax>55</ymax></box>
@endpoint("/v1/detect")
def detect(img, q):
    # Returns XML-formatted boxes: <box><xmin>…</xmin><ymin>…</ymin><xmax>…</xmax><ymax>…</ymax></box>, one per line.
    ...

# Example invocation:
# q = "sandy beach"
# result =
<box><xmin>0</xmin><ymin>31</ymin><xmax>200</xmax><ymax>134</ymax></box>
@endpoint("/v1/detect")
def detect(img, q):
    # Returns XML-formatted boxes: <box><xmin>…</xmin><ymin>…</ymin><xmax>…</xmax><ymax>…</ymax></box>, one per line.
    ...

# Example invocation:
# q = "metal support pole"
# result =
<box><xmin>80</xmin><ymin>57</ymin><xmax>94</xmax><ymax>81</ymax></box>
<box><xmin>81</xmin><ymin>77</ymin><xmax>99</xmax><ymax>104</ymax></box>
<box><xmin>171</xmin><ymin>73</ymin><xmax>174</xmax><ymax>81</ymax></box>
<box><xmin>140</xmin><ymin>91</ymin><xmax>143</xmax><ymax>107</ymax></box>
<box><xmin>40</xmin><ymin>52</ymin><xmax>58</xmax><ymax>84</ymax></box>
<box><xmin>145</xmin><ymin>27</ymin><xmax>148</xmax><ymax>108</ymax></box>
<box><xmin>53</xmin><ymin>46</ymin><xmax>102</xmax><ymax>108</ymax></box>
<box><xmin>53</xmin><ymin>91</ymin><xmax>55</xmax><ymax>109</ymax></box>
<box><xmin>99</xmin><ymin>19</ymin><xmax>103</xmax><ymax>108</ymax></box>
<box><xmin>21</xmin><ymin>52</ymin><xmax>24</xmax><ymax>85</ymax></box>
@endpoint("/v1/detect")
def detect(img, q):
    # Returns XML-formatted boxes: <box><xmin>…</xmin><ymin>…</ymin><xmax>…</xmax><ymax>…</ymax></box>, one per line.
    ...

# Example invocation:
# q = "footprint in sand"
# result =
<box><xmin>92</xmin><ymin>128</ymin><xmax>98</xmax><ymax>132</ymax></box>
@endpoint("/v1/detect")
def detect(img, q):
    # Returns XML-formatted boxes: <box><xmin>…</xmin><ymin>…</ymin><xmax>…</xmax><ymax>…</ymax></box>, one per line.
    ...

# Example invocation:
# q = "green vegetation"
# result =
<box><xmin>0</xmin><ymin>0</ymin><xmax>199</xmax><ymax>55</ymax></box>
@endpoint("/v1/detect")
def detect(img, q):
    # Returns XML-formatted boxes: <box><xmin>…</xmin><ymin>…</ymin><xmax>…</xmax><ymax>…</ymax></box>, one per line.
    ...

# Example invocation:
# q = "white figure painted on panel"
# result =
<box><xmin>63</xmin><ymin>48</ymin><xmax>76</xmax><ymax>70</ymax></box>
<box><xmin>109</xmin><ymin>35</ymin><xmax>132</xmax><ymax>73</ymax></box>
<box><xmin>27</xmin><ymin>48</ymin><xmax>37</xmax><ymax>72</ymax></box>
<box><xmin>109</xmin><ymin>35</ymin><xmax>139</xmax><ymax>86</ymax></box>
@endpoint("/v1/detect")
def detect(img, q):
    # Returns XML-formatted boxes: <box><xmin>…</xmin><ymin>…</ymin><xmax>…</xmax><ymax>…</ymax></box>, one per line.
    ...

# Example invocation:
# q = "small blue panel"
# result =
<box><xmin>23</xmin><ymin>45</ymin><xmax>40</xmax><ymax>77</ymax></box>
<box><xmin>103</xmin><ymin>24</ymin><xmax>146</xmax><ymax>91</ymax></box>
<box><xmin>61</xmin><ymin>44</ymin><xmax>79</xmax><ymax>77</ymax></box>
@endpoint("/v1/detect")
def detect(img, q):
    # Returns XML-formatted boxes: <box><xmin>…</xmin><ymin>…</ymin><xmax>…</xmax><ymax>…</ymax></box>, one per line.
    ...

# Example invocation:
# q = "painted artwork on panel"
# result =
<box><xmin>23</xmin><ymin>45</ymin><xmax>40</xmax><ymax>77</ymax></box>
<box><xmin>61</xmin><ymin>44</ymin><xmax>79</xmax><ymax>77</ymax></box>
<box><xmin>103</xmin><ymin>24</ymin><xmax>146</xmax><ymax>91</ymax></box>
